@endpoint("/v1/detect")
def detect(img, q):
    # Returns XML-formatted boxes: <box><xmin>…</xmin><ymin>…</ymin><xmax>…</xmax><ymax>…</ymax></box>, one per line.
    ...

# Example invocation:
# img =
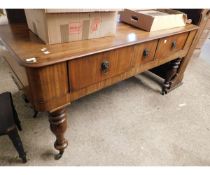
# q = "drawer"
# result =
<box><xmin>133</xmin><ymin>40</ymin><xmax>158</xmax><ymax>65</ymax></box>
<box><xmin>155</xmin><ymin>32</ymin><xmax>189</xmax><ymax>59</ymax></box>
<box><xmin>68</xmin><ymin>46</ymin><xmax>134</xmax><ymax>91</ymax></box>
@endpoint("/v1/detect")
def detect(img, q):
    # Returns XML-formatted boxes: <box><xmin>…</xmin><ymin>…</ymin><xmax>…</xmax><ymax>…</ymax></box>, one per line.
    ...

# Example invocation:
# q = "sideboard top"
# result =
<box><xmin>0</xmin><ymin>22</ymin><xmax>198</xmax><ymax>68</ymax></box>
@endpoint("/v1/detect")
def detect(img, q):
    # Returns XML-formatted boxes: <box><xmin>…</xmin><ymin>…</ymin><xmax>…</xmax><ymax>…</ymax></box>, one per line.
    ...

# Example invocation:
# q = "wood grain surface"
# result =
<box><xmin>0</xmin><ymin>23</ymin><xmax>198</xmax><ymax>68</ymax></box>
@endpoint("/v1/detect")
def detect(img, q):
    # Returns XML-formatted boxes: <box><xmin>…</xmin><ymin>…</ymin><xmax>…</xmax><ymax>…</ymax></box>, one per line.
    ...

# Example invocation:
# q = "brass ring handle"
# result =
<box><xmin>171</xmin><ymin>41</ymin><xmax>177</xmax><ymax>49</ymax></box>
<box><xmin>101</xmin><ymin>60</ymin><xmax>109</xmax><ymax>73</ymax></box>
<box><xmin>143</xmin><ymin>49</ymin><xmax>149</xmax><ymax>57</ymax></box>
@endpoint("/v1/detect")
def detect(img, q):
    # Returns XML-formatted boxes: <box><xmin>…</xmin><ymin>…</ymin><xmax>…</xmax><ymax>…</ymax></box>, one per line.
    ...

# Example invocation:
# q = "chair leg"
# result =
<box><xmin>13</xmin><ymin>106</ymin><xmax>22</xmax><ymax>131</ymax></box>
<box><xmin>9</xmin><ymin>93</ymin><xmax>22</xmax><ymax>131</ymax></box>
<box><xmin>8</xmin><ymin>128</ymin><xmax>27</xmax><ymax>163</ymax></box>
<box><xmin>13</xmin><ymin>111</ymin><xmax>22</xmax><ymax>131</ymax></box>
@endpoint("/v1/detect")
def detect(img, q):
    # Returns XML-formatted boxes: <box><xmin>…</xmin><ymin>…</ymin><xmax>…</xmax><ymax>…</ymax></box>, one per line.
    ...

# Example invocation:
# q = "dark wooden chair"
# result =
<box><xmin>0</xmin><ymin>92</ymin><xmax>27</xmax><ymax>163</ymax></box>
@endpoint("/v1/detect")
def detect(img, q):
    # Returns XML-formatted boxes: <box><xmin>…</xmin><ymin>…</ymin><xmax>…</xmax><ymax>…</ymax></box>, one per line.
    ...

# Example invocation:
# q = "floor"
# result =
<box><xmin>0</xmin><ymin>39</ymin><xmax>210</xmax><ymax>166</ymax></box>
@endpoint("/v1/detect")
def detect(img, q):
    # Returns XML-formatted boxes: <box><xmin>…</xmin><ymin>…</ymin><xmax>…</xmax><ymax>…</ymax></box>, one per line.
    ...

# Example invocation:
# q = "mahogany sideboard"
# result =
<box><xmin>0</xmin><ymin>17</ymin><xmax>201</xmax><ymax>159</ymax></box>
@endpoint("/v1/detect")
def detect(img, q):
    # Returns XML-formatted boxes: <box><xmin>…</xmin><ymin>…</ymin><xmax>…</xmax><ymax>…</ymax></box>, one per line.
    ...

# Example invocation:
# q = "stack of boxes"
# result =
<box><xmin>26</xmin><ymin>9</ymin><xmax>207</xmax><ymax>49</ymax></box>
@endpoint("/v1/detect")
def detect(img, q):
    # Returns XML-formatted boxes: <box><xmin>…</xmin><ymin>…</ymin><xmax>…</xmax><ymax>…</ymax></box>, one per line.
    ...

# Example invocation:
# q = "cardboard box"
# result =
<box><xmin>45</xmin><ymin>9</ymin><xmax>119</xmax><ymax>13</ymax></box>
<box><xmin>120</xmin><ymin>9</ymin><xmax>187</xmax><ymax>32</ymax></box>
<box><xmin>25</xmin><ymin>9</ymin><xmax>118</xmax><ymax>44</ymax></box>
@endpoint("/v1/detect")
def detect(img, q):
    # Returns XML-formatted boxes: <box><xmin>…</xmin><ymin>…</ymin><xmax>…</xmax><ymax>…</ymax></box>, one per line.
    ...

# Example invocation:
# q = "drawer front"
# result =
<box><xmin>155</xmin><ymin>32</ymin><xmax>189</xmax><ymax>59</ymax></box>
<box><xmin>134</xmin><ymin>40</ymin><xmax>158</xmax><ymax>65</ymax></box>
<box><xmin>68</xmin><ymin>46</ymin><xmax>134</xmax><ymax>91</ymax></box>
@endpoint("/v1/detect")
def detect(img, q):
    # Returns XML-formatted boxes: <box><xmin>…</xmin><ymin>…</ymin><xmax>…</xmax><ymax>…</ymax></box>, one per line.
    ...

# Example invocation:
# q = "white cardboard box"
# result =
<box><xmin>120</xmin><ymin>9</ymin><xmax>187</xmax><ymax>32</ymax></box>
<box><xmin>25</xmin><ymin>9</ymin><xmax>118</xmax><ymax>44</ymax></box>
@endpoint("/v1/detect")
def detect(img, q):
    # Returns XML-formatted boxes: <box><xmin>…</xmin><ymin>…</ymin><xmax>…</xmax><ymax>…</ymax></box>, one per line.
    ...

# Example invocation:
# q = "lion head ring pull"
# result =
<box><xmin>143</xmin><ymin>49</ymin><xmax>149</xmax><ymax>57</ymax></box>
<box><xmin>101</xmin><ymin>60</ymin><xmax>110</xmax><ymax>73</ymax></box>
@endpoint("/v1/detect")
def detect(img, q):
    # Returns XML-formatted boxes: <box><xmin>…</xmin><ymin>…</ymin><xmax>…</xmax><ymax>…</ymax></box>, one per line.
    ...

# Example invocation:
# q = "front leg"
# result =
<box><xmin>162</xmin><ymin>58</ymin><xmax>182</xmax><ymax>95</ymax></box>
<box><xmin>49</xmin><ymin>108</ymin><xmax>68</xmax><ymax>160</ymax></box>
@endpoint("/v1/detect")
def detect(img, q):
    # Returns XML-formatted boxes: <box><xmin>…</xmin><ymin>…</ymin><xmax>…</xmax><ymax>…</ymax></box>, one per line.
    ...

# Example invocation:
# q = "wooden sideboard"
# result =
<box><xmin>0</xmin><ymin>15</ymin><xmax>202</xmax><ymax>159</ymax></box>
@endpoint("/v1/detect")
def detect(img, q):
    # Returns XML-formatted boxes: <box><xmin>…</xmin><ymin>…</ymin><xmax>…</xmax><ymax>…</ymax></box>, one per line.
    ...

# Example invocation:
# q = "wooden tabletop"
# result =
<box><xmin>0</xmin><ymin>22</ymin><xmax>198</xmax><ymax>68</ymax></box>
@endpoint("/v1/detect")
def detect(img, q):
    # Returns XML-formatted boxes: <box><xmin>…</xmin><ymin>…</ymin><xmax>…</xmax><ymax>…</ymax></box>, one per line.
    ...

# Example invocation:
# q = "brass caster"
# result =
<box><xmin>161</xmin><ymin>90</ymin><xmax>167</xmax><ymax>95</ymax></box>
<box><xmin>54</xmin><ymin>151</ymin><xmax>64</xmax><ymax>160</ymax></box>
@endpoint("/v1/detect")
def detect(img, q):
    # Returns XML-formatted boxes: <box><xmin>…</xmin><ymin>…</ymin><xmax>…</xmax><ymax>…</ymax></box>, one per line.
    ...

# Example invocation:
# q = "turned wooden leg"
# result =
<box><xmin>48</xmin><ymin>108</ymin><xmax>68</xmax><ymax>160</ymax></box>
<box><xmin>162</xmin><ymin>58</ymin><xmax>182</xmax><ymax>95</ymax></box>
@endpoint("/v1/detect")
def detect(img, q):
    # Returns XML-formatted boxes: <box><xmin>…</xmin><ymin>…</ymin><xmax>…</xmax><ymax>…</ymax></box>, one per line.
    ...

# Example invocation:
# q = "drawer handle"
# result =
<box><xmin>101</xmin><ymin>60</ymin><xmax>110</xmax><ymax>73</ymax></box>
<box><xmin>171</xmin><ymin>41</ymin><xmax>177</xmax><ymax>49</ymax></box>
<box><xmin>131</xmin><ymin>15</ymin><xmax>138</xmax><ymax>22</ymax></box>
<box><xmin>143</xmin><ymin>49</ymin><xmax>149</xmax><ymax>57</ymax></box>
